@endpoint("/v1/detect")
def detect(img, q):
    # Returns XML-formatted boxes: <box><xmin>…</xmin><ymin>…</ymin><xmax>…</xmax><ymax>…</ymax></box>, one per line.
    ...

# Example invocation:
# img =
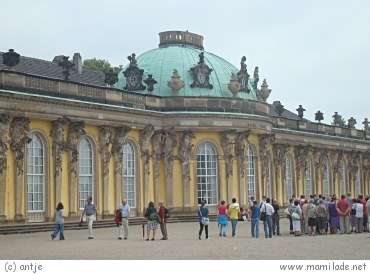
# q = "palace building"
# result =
<box><xmin>0</xmin><ymin>30</ymin><xmax>369</xmax><ymax>223</ymax></box>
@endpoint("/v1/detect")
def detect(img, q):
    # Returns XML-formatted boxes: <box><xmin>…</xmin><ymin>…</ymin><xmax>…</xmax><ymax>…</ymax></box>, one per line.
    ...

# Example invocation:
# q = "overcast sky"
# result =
<box><xmin>2</xmin><ymin>0</ymin><xmax>369</xmax><ymax>127</ymax></box>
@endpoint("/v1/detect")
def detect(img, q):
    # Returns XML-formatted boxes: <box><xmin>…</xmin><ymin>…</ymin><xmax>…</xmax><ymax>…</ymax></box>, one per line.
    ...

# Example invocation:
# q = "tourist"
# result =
<box><xmin>144</xmin><ymin>201</ymin><xmax>159</xmax><ymax>241</ymax></box>
<box><xmin>336</xmin><ymin>194</ymin><xmax>351</xmax><ymax>234</ymax></box>
<box><xmin>198</xmin><ymin>200</ymin><xmax>209</xmax><ymax>240</ymax></box>
<box><xmin>50</xmin><ymin>202</ymin><xmax>65</xmax><ymax>240</ymax></box>
<box><xmin>158</xmin><ymin>201</ymin><xmax>168</xmax><ymax>240</ymax></box>
<box><xmin>228</xmin><ymin>198</ymin><xmax>240</xmax><ymax>238</ymax></box>
<box><xmin>250</xmin><ymin>200</ymin><xmax>260</xmax><ymax>238</ymax></box>
<box><xmin>118</xmin><ymin>199</ymin><xmax>130</xmax><ymax>240</ymax></box>
<box><xmin>80</xmin><ymin>196</ymin><xmax>98</xmax><ymax>239</ymax></box>
<box><xmin>217</xmin><ymin>200</ymin><xmax>228</xmax><ymax>237</ymax></box>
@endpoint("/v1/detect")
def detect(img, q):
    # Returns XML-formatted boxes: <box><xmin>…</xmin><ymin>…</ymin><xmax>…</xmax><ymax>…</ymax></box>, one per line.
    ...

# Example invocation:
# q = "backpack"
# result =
<box><xmin>114</xmin><ymin>209</ymin><xmax>122</xmax><ymax>226</ymax></box>
<box><xmin>165</xmin><ymin>207</ymin><xmax>171</xmax><ymax>218</ymax></box>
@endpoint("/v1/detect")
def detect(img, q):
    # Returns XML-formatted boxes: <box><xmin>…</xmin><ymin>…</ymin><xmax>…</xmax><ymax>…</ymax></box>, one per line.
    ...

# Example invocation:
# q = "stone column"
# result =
<box><xmin>152</xmin><ymin>130</ymin><xmax>164</xmax><ymax>205</ymax></box>
<box><xmin>66</xmin><ymin>121</ymin><xmax>86</xmax><ymax>217</ymax></box>
<box><xmin>0</xmin><ymin>114</ymin><xmax>12</xmax><ymax>222</ymax></box>
<box><xmin>112</xmin><ymin>126</ymin><xmax>131</xmax><ymax>207</ymax></box>
<box><xmin>220</xmin><ymin>130</ymin><xmax>236</xmax><ymax>202</ymax></box>
<box><xmin>51</xmin><ymin>117</ymin><xmax>69</xmax><ymax>204</ymax></box>
<box><xmin>163</xmin><ymin>128</ymin><xmax>177</xmax><ymax>208</ymax></box>
<box><xmin>98</xmin><ymin>126</ymin><xmax>113</xmax><ymax>216</ymax></box>
<box><xmin>10</xmin><ymin>117</ymin><xmax>31</xmax><ymax>221</ymax></box>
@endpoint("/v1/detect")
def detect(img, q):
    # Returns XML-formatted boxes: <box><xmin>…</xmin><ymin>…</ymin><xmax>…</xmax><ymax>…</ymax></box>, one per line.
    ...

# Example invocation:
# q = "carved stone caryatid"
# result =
<box><xmin>111</xmin><ymin>126</ymin><xmax>131</xmax><ymax>175</ymax></box>
<box><xmin>220</xmin><ymin>129</ymin><xmax>237</xmax><ymax>179</ymax></box>
<box><xmin>362</xmin><ymin>151</ymin><xmax>370</xmax><ymax>178</ymax></box>
<box><xmin>139</xmin><ymin>124</ymin><xmax>155</xmax><ymax>175</ymax></box>
<box><xmin>312</xmin><ymin>147</ymin><xmax>328</xmax><ymax>190</ymax></box>
<box><xmin>235</xmin><ymin>130</ymin><xmax>250</xmax><ymax>178</ymax></box>
<box><xmin>51</xmin><ymin>116</ymin><xmax>70</xmax><ymax>178</ymax></box>
<box><xmin>294</xmin><ymin>145</ymin><xmax>312</xmax><ymax>180</ymax></box>
<box><xmin>66</xmin><ymin>120</ymin><xmax>86</xmax><ymax>176</ymax></box>
<box><xmin>10</xmin><ymin>117</ymin><xmax>31</xmax><ymax>176</ymax></box>
<box><xmin>259</xmin><ymin>134</ymin><xmax>276</xmax><ymax>177</ymax></box>
<box><xmin>331</xmin><ymin>149</ymin><xmax>344</xmax><ymax>176</ymax></box>
<box><xmin>237</xmin><ymin>56</ymin><xmax>250</xmax><ymax>93</ymax></box>
<box><xmin>167</xmin><ymin>69</ymin><xmax>185</xmax><ymax>96</ymax></box>
<box><xmin>178</xmin><ymin>130</ymin><xmax>196</xmax><ymax>182</ymax></box>
<box><xmin>253</xmin><ymin>66</ymin><xmax>259</xmax><ymax>90</ymax></box>
<box><xmin>163</xmin><ymin>128</ymin><xmax>177</xmax><ymax>178</ymax></box>
<box><xmin>0</xmin><ymin>114</ymin><xmax>12</xmax><ymax>174</ymax></box>
<box><xmin>348</xmin><ymin>150</ymin><xmax>360</xmax><ymax>184</ymax></box>
<box><xmin>98</xmin><ymin>126</ymin><xmax>113</xmax><ymax>177</ymax></box>
<box><xmin>152</xmin><ymin>129</ymin><xmax>165</xmax><ymax>180</ymax></box>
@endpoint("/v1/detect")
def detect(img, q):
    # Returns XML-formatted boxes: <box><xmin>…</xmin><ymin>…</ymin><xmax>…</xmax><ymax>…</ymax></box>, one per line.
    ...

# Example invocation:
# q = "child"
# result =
<box><xmin>51</xmin><ymin>202</ymin><xmax>65</xmax><ymax>240</ymax></box>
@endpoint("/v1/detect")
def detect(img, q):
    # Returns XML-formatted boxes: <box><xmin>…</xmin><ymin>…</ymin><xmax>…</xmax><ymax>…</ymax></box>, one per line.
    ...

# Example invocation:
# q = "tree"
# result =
<box><xmin>83</xmin><ymin>58</ymin><xmax>122</xmax><ymax>73</ymax></box>
<box><xmin>331</xmin><ymin>116</ymin><xmax>346</xmax><ymax>127</ymax></box>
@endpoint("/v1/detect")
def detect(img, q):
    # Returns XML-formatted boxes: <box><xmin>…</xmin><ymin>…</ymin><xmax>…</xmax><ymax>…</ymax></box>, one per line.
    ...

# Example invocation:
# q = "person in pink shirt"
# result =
<box><xmin>336</xmin><ymin>194</ymin><xmax>351</xmax><ymax>234</ymax></box>
<box><xmin>217</xmin><ymin>200</ymin><xmax>228</xmax><ymax>237</ymax></box>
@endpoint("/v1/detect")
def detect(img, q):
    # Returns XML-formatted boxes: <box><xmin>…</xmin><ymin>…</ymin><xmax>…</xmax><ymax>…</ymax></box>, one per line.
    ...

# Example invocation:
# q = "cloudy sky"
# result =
<box><xmin>2</xmin><ymin>0</ymin><xmax>369</xmax><ymax>127</ymax></box>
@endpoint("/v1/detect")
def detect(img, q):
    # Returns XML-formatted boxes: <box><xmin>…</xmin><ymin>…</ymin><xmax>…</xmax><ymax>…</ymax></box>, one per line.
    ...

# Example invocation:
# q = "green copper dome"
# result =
<box><xmin>116</xmin><ymin>31</ymin><xmax>257</xmax><ymax>100</ymax></box>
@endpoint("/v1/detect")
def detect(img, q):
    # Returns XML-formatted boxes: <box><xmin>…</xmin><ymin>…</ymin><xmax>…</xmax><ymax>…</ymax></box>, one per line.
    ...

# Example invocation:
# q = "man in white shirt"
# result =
<box><xmin>118</xmin><ymin>199</ymin><xmax>130</xmax><ymax>240</ymax></box>
<box><xmin>261</xmin><ymin>197</ymin><xmax>275</xmax><ymax>238</ymax></box>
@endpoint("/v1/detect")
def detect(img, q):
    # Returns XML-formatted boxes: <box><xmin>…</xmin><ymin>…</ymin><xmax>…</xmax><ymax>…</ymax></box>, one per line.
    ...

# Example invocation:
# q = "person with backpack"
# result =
<box><xmin>158</xmin><ymin>201</ymin><xmax>168</xmax><ymax>240</ymax></box>
<box><xmin>144</xmin><ymin>201</ymin><xmax>159</xmax><ymax>241</ymax></box>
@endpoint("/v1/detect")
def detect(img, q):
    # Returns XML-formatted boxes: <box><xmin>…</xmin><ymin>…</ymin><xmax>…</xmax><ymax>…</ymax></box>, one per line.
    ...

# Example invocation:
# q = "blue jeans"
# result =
<box><xmin>272</xmin><ymin>214</ymin><xmax>280</xmax><ymax>235</ymax></box>
<box><xmin>51</xmin><ymin>223</ymin><xmax>65</xmax><ymax>240</ymax></box>
<box><xmin>263</xmin><ymin>215</ymin><xmax>273</xmax><ymax>238</ymax></box>
<box><xmin>231</xmin><ymin>219</ymin><xmax>238</xmax><ymax>237</ymax></box>
<box><xmin>251</xmin><ymin>218</ymin><xmax>259</xmax><ymax>238</ymax></box>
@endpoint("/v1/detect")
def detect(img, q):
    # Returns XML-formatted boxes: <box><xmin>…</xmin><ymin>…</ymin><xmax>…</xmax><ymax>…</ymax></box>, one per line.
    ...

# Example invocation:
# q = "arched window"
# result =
<box><xmin>323</xmin><ymin>157</ymin><xmax>330</xmax><ymax>197</ymax></box>
<box><xmin>123</xmin><ymin>142</ymin><xmax>136</xmax><ymax>208</ymax></box>
<box><xmin>79</xmin><ymin>138</ymin><xmax>93</xmax><ymax>209</ymax></box>
<box><xmin>285</xmin><ymin>154</ymin><xmax>293</xmax><ymax>199</ymax></box>
<box><xmin>355</xmin><ymin>161</ymin><xmax>361</xmax><ymax>195</ymax></box>
<box><xmin>246</xmin><ymin>145</ymin><xmax>256</xmax><ymax>199</ymax></box>
<box><xmin>196</xmin><ymin>142</ymin><xmax>218</xmax><ymax>205</ymax></box>
<box><xmin>27</xmin><ymin>133</ymin><xmax>45</xmax><ymax>213</ymax></box>
<box><xmin>266</xmin><ymin>157</ymin><xmax>272</xmax><ymax>198</ymax></box>
<box><xmin>340</xmin><ymin>160</ymin><xmax>346</xmax><ymax>195</ymax></box>
<box><xmin>305</xmin><ymin>157</ymin><xmax>312</xmax><ymax>196</ymax></box>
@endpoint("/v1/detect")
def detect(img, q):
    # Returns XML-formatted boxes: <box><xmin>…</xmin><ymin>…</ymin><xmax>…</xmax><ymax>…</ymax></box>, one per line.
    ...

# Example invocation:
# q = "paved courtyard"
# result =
<box><xmin>0</xmin><ymin>218</ymin><xmax>369</xmax><ymax>260</ymax></box>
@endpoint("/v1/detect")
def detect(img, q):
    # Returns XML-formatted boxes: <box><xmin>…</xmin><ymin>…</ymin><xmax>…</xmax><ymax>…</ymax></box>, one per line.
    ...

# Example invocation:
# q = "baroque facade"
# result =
<box><xmin>0</xmin><ymin>30</ymin><xmax>369</xmax><ymax>223</ymax></box>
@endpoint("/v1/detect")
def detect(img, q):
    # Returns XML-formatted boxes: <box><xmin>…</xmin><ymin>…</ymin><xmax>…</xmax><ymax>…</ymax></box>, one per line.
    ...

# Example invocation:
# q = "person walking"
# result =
<box><xmin>217</xmin><ymin>200</ymin><xmax>228</xmax><ymax>237</ymax></box>
<box><xmin>228</xmin><ymin>197</ymin><xmax>240</xmax><ymax>238</ymax></box>
<box><xmin>250</xmin><ymin>200</ymin><xmax>260</xmax><ymax>238</ymax></box>
<box><xmin>198</xmin><ymin>200</ymin><xmax>209</xmax><ymax>240</ymax></box>
<box><xmin>144</xmin><ymin>201</ymin><xmax>159</xmax><ymax>241</ymax></box>
<box><xmin>118</xmin><ymin>199</ymin><xmax>130</xmax><ymax>240</ymax></box>
<box><xmin>158</xmin><ymin>201</ymin><xmax>168</xmax><ymax>240</ymax></box>
<box><xmin>51</xmin><ymin>202</ymin><xmax>65</xmax><ymax>240</ymax></box>
<box><xmin>80</xmin><ymin>196</ymin><xmax>98</xmax><ymax>239</ymax></box>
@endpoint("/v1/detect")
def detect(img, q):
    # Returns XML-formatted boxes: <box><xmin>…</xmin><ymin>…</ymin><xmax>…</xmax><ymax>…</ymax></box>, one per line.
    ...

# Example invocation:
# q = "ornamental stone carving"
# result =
<box><xmin>51</xmin><ymin>116</ymin><xmax>70</xmax><ymax>178</ymax></box>
<box><xmin>0</xmin><ymin>113</ymin><xmax>12</xmax><ymax>174</ymax></box>
<box><xmin>139</xmin><ymin>124</ymin><xmax>155</xmax><ymax>175</ymax></box>
<box><xmin>10</xmin><ymin>117</ymin><xmax>31</xmax><ymax>175</ymax></box>
<box><xmin>152</xmin><ymin>129</ymin><xmax>165</xmax><ymax>179</ymax></box>
<box><xmin>98</xmin><ymin>126</ymin><xmax>114</xmax><ymax>177</ymax></box>
<box><xmin>112</xmin><ymin>126</ymin><xmax>131</xmax><ymax>174</ymax></box>
<box><xmin>259</xmin><ymin>134</ymin><xmax>275</xmax><ymax>178</ymax></box>
<box><xmin>189</xmin><ymin>52</ymin><xmax>213</xmax><ymax>89</ymax></box>
<box><xmin>348</xmin><ymin>150</ymin><xmax>360</xmax><ymax>182</ymax></box>
<box><xmin>294</xmin><ymin>145</ymin><xmax>312</xmax><ymax>179</ymax></box>
<box><xmin>66</xmin><ymin>120</ymin><xmax>86</xmax><ymax>176</ymax></box>
<box><xmin>237</xmin><ymin>56</ymin><xmax>250</xmax><ymax>93</ymax></box>
<box><xmin>256</xmin><ymin>79</ymin><xmax>271</xmax><ymax>102</ymax></box>
<box><xmin>273</xmin><ymin>143</ymin><xmax>290</xmax><ymax>172</ymax></box>
<box><xmin>167</xmin><ymin>69</ymin><xmax>185</xmax><ymax>96</ymax></box>
<box><xmin>163</xmin><ymin>127</ymin><xmax>177</xmax><ymax>179</ymax></box>
<box><xmin>331</xmin><ymin>149</ymin><xmax>344</xmax><ymax>175</ymax></box>
<box><xmin>220</xmin><ymin>129</ymin><xmax>237</xmax><ymax>178</ymax></box>
<box><xmin>235</xmin><ymin>130</ymin><xmax>250</xmax><ymax>178</ymax></box>
<box><xmin>178</xmin><ymin>130</ymin><xmax>196</xmax><ymax>182</ymax></box>
<box><xmin>228</xmin><ymin>73</ymin><xmax>241</xmax><ymax>97</ymax></box>
<box><xmin>123</xmin><ymin>53</ymin><xmax>146</xmax><ymax>91</ymax></box>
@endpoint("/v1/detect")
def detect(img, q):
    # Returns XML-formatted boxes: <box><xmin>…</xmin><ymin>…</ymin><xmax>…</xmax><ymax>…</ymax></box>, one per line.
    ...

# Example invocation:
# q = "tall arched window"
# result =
<box><xmin>27</xmin><ymin>133</ymin><xmax>45</xmax><ymax>214</ymax></box>
<box><xmin>246</xmin><ymin>145</ymin><xmax>256</xmax><ymax>199</ymax></box>
<box><xmin>355</xmin><ymin>161</ymin><xmax>361</xmax><ymax>195</ymax></box>
<box><xmin>123</xmin><ymin>142</ymin><xmax>136</xmax><ymax>208</ymax></box>
<box><xmin>323</xmin><ymin>157</ymin><xmax>330</xmax><ymax>197</ymax></box>
<box><xmin>305</xmin><ymin>157</ymin><xmax>312</xmax><ymax>196</ymax></box>
<box><xmin>285</xmin><ymin>154</ymin><xmax>293</xmax><ymax>199</ymax></box>
<box><xmin>79</xmin><ymin>138</ymin><xmax>93</xmax><ymax>209</ymax></box>
<box><xmin>266</xmin><ymin>157</ymin><xmax>272</xmax><ymax>198</ymax></box>
<box><xmin>340</xmin><ymin>160</ymin><xmax>346</xmax><ymax>195</ymax></box>
<box><xmin>196</xmin><ymin>142</ymin><xmax>218</xmax><ymax>205</ymax></box>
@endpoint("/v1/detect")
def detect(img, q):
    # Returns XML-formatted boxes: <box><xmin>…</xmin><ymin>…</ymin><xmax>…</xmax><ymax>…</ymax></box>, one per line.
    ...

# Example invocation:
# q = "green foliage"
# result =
<box><xmin>83</xmin><ymin>58</ymin><xmax>122</xmax><ymax>73</ymax></box>
<box><xmin>331</xmin><ymin>116</ymin><xmax>346</xmax><ymax>127</ymax></box>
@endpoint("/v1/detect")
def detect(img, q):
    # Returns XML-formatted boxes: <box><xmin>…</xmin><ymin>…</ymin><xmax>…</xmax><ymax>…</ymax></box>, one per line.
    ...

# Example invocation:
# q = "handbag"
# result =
<box><xmin>284</xmin><ymin>207</ymin><xmax>290</xmax><ymax>215</ymax></box>
<box><xmin>201</xmin><ymin>217</ymin><xmax>210</xmax><ymax>225</ymax></box>
<box><xmin>292</xmin><ymin>212</ymin><xmax>301</xmax><ymax>220</ymax></box>
<box><xmin>199</xmin><ymin>207</ymin><xmax>210</xmax><ymax>225</ymax></box>
<box><xmin>351</xmin><ymin>205</ymin><xmax>356</xmax><ymax>215</ymax></box>
<box><xmin>259</xmin><ymin>204</ymin><xmax>266</xmax><ymax>221</ymax></box>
